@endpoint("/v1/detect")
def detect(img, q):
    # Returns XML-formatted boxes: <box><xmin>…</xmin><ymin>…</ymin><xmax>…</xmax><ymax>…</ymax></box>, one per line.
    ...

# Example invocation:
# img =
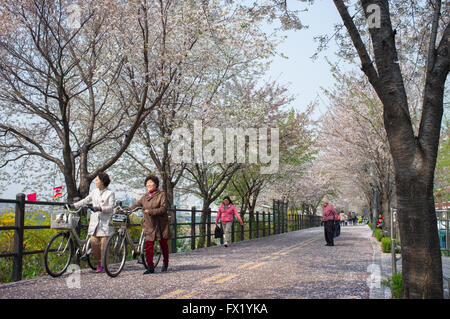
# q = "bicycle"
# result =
<box><xmin>44</xmin><ymin>204</ymin><xmax>98</xmax><ymax>277</ymax></box>
<box><xmin>102</xmin><ymin>206</ymin><xmax>161</xmax><ymax>277</ymax></box>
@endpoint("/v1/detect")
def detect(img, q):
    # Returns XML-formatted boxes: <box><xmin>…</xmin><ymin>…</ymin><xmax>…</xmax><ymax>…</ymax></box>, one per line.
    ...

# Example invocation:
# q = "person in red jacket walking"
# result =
<box><xmin>215</xmin><ymin>196</ymin><xmax>244</xmax><ymax>247</ymax></box>
<box><xmin>321</xmin><ymin>198</ymin><xmax>338</xmax><ymax>246</ymax></box>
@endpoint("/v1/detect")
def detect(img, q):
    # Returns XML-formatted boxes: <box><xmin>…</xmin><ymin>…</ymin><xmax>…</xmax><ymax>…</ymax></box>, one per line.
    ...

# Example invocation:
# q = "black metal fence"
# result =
<box><xmin>0</xmin><ymin>194</ymin><xmax>322</xmax><ymax>282</ymax></box>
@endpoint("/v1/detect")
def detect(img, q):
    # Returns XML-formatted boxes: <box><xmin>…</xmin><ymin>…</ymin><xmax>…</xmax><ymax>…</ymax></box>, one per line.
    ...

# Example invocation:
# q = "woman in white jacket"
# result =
<box><xmin>71</xmin><ymin>172</ymin><xmax>115</xmax><ymax>273</ymax></box>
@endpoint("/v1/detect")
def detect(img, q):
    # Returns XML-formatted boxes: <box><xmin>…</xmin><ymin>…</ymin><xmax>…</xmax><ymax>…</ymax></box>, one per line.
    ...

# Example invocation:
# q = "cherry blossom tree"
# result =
<box><xmin>0</xmin><ymin>0</ymin><xmax>182</xmax><ymax>200</ymax></box>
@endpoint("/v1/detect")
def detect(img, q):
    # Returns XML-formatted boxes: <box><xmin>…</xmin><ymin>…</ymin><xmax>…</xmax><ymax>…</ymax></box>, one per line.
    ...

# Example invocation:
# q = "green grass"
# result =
<box><xmin>382</xmin><ymin>273</ymin><xmax>402</xmax><ymax>299</ymax></box>
<box><xmin>374</xmin><ymin>228</ymin><xmax>383</xmax><ymax>241</ymax></box>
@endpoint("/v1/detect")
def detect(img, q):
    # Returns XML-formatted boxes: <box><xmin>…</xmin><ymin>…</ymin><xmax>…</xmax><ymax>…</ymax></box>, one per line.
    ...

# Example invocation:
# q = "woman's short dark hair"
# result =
<box><xmin>145</xmin><ymin>175</ymin><xmax>159</xmax><ymax>188</ymax></box>
<box><xmin>223</xmin><ymin>196</ymin><xmax>232</xmax><ymax>204</ymax></box>
<box><xmin>97</xmin><ymin>172</ymin><xmax>111</xmax><ymax>188</ymax></box>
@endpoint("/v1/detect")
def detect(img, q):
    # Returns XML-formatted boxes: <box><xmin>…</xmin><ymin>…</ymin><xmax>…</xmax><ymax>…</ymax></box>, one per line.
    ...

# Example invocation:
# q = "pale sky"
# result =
<box><xmin>262</xmin><ymin>0</ymin><xmax>355</xmax><ymax>119</ymax></box>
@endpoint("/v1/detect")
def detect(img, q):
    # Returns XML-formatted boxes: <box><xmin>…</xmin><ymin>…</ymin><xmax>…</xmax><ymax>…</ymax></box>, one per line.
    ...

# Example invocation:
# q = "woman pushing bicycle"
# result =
<box><xmin>70</xmin><ymin>172</ymin><xmax>115</xmax><ymax>273</ymax></box>
<box><xmin>127</xmin><ymin>175</ymin><xmax>171</xmax><ymax>275</ymax></box>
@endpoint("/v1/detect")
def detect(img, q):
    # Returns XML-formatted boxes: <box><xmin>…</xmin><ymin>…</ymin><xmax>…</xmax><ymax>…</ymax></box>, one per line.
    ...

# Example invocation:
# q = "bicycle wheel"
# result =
<box><xmin>44</xmin><ymin>232</ymin><xmax>73</xmax><ymax>277</ymax></box>
<box><xmin>86</xmin><ymin>253</ymin><xmax>99</xmax><ymax>270</ymax></box>
<box><xmin>103</xmin><ymin>232</ymin><xmax>127</xmax><ymax>277</ymax></box>
<box><xmin>85</xmin><ymin>238</ymin><xmax>98</xmax><ymax>270</ymax></box>
<box><xmin>141</xmin><ymin>239</ymin><xmax>161</xmax><ymax>268</ymax></box>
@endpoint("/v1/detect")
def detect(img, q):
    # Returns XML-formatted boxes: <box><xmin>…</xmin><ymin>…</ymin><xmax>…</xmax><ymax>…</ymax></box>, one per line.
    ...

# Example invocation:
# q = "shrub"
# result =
<box><xmin>381</xmin><ymin>273</ymin><xmax>402</xmax><ymax>299</ymax></box>
<box><xmin>368</xmin><ymin>222</ymin><xmax>373</xmax><ymax>229</ymax></box>
<box><xmin>374</xmin><ymin>228</ymin><xmax>383</xmax><ymax>241</ymax></box>
<box><xmin>382</xmin><ymin>237</ymin><xmax>401</xmax><ymax>253</ymax></box>
<box><xmin>381</xmin><ymin>237</ymin><xmax>392</xmax><ymax>253</ymax></box>
<box><xmin>391</xmin><ymin>273</ymin><xmax>402</xmax><ymax>298</ymax></box>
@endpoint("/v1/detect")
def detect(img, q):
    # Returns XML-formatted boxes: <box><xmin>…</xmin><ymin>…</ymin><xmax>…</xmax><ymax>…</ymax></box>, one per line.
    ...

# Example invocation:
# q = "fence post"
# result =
<box><xmin>278</xmin><ymin>201</ymin><xmax>282</xmax><ymax>234</ymax></box>
<box><xmin>256</xmin><ymin>211</ymin><xmax>259</xmax><ymax>238</ymax></box>
<box><xmin>191</xmin><ymin>207</ymin><xmax>196</xmax><ymax>250</ymax></box>
<box><xmin>249</xmin><ymin>212</ymin><xmax>253</xmax><ymax>240</ymax></box>
<box><xmin>207</xmin><ymin>208</ymin><xmax>211</xmax><ymax>247</ymax></box>
<box><xmin>286</xmin><ymin>201</ymin><xmax>289</xmax><ymax>231</ymax></box>
<box><xmin>272</xmin><ymin>200</ymin><xmax>276</xmax><ymax>234</ymax></box>
<box><xmin>279</xmin><ymin>201</ymin><xmax>283</xmax><ymax>233</ymax></box>
<box><xmin>262</xmin><ymin>212</ymin><xmax>266</xmax><ymax>237</ymax></box>
<box><xmin>12</xmin><ymin>193</ymin><xmax>25</xmax><ymax>282</ymax></box>
<box><xmin>171</xmin><ymin>206</ymin><xmax>177</xmax><ymax>253</ymax></box>
<box><xmin>284</xmin><ymin>202</ymin><xmax>287</xmax><ymax>232</ymax></box>
<box><xmin>277</xmin><ymin>202</ymin><xmax>280</xmax><ymax>234</ymax></box>
<box><xmin>268</xmin><ymin>212</ymin><xmax>271</xmax><ymax>235</ymax></box>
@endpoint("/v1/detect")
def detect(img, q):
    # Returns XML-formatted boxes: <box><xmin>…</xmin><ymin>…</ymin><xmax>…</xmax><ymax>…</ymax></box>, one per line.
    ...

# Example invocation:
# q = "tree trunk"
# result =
<box><xmin>161</xmin><ymin>178</ymin><xmax>175</xmax><ymax>222</ymax></box>
<box><xmin>396</xmin><ymin>171</ymin><xmax>443</xmax><ymax>299</ymax></box>
<box><xmin>333</xmin><ymin>0</ymin><xmax>447</xmax><ymax>297</ymax></box>
<box><xmin>64</xmin><ymin>173</ymin><xmax>81</xmax><ymax>202</ymax></box>
<box><xmin>197</xmin><ymin>200</ymin><xmax>211</xmax><ymax>249</ymax></box>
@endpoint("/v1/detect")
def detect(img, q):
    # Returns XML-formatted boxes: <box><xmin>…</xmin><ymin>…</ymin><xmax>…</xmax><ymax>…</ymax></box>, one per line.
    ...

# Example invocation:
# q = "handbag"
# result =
<box><xmin>214</xmin><ymin>224</ymin><xmax>223</xmax><ymax>239</ymax></box>
<box><xmin>333</xmin><ymin>222</ymin><xmax>341</xmax><ymax>238</ymax></box>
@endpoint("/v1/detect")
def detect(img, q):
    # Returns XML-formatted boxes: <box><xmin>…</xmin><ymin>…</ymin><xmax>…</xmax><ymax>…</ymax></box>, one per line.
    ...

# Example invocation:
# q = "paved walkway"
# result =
<box><xmin>0</xmin><ymin>225</ymin><xmax>375</xmax><ymax>299</ymax></box>
<box><xmin>0</xmin><ymin>225</ymin><xmax>447</xmax><ymax>299</ymax></box>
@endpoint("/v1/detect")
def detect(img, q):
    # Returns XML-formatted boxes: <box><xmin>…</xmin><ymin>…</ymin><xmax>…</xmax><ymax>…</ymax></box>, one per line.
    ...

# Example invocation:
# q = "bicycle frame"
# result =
<box><xmin>58</xmin><ymin>205</ymin><xmax>92</xmax><ymax>256</ymax></box>
<box><xmin>112</xmin><ymin>208</ymin><xmax>145</xmax><ymax>255</ymax></box>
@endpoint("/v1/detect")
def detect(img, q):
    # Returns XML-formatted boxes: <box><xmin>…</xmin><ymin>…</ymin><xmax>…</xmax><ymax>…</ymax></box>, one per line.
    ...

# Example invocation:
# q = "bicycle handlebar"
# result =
<box><xmin>114</xmin><ymin>206</ymin><xmax>142</xmax><ymax>215</ymax></box>
<box><xmin>65</xmin><ymin>204</ymin><xmax>83</xmax><ymax>214</ymax></box>
<box><xmin>65</xmin><ymin>204</ymin><xmax>98</xmax><ymax>214</ymax></box>
<box><xmin>65</xmin><ymin>204</ymin><xmax>142</xmax><ymax>215</ymax></box>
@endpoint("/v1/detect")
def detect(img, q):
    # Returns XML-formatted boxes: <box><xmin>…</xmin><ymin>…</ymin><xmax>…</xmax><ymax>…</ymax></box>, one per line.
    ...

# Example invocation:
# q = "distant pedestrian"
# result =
<box><xmin>339</xmin><ymin>210</ymin><xmax>346</xmax><ymax>226</ymax></box>
<box><xmin>376</xmin><ymin>214</ymin><xmax>384</xmax><ymax>229</ymax></box>
<box><xmin>215</xmin><ymin>196</ymin><xmax>244</xmax><ymax>247</ymax></box>
<box><xmin>334</xmin><ymin>216</ymin><xmax>341</xmax><ymax>238</ymax></box>
<box><xmin>321</xmin><ymin>199</ymin><xmax>338</xmax><ymax>246</ymax></box>
<box><xmin>347</xmin><ymin>212</ymin><xmax>353</xmax><ymax>226</ymax></box>
<box><xmin>351</xmin><ymin>212</ymin><xmax>357</xmax><ymax>225</ymax></box>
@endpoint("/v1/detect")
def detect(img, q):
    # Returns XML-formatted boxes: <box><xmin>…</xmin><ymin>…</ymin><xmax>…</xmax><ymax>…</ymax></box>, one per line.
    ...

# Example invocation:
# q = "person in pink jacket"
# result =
<box><xmin>215</xmin><ymin>196</ymin><xmax>244</xmax><ymax>247</ymax></box>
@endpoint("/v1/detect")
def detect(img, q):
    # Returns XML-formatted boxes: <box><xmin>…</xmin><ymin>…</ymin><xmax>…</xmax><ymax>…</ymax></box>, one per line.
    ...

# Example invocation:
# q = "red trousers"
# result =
<box><xmin>145</xmin><ymin>239</ymin><xmax>169</xmax><ymax>267</ymax></box>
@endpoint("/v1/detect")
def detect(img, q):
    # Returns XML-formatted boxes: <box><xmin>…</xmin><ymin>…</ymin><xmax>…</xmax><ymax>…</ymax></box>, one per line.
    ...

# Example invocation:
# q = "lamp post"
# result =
<box><xmin>370</xmin><ymin>167</ymin><xmax>378</xmax><ymax>234</ymax></box>
<box><xmin>372</xmin><ymin>180</ymin><xmax>378</xmax><ymax>234</ymax></box>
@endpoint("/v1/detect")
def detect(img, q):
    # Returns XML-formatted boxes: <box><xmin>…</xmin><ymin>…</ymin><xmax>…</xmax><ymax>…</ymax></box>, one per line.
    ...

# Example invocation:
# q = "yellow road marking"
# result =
<box><xmin>281</xmin><ymin>237</ymin><xmax>322</xmax><ymax>255</ymax></box>
<box><xmin>271</xmin><ymin>256</ymin><xmax>280</xmax><ymax>260</ymax></box>
<box><xmin>237</xmin><ymin>262</ymin><xmax>255</xmax><ymax>269</ymax></box>
<box><xmin>248</xmin><ymin>262</ymin><xmax>267</xmax><ymax>270</ymax></box>
<box><xmin>177</xmin><ymin>291</ymin><xmax>198</xmax><ymax>299</ymax></box>
<box><xmin>272</xmin><ymin>243</ymin><xmax>299</xmax><ymax>255</ymax></box>
<box><xmin>155</xmin><ymin>289</ymin><xmax>186</xmax><ymax>299</ymax></box>
<box><xmin>215</xmin><ymin>274</ymin><xmax>238</xmax><ymax>284</ymax></box>
<box><xmin>272</xmin><ymin>236</ymin><xmax>321</xmax><ymax>255</ymax></box>
<box><xmin>261</xmin><ymin>256</ymin><xmax>271</xmax><ymax>260</ymax></box>
<box><xmin>201</xmin><ymin>273</ymin><xmax>226</xmax><ymax>283</ymax></box>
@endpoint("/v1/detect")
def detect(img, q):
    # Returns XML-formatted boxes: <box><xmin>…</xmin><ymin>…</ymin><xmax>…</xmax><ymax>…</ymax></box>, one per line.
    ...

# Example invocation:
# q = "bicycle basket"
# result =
<box><xmin>109</xmin><ymin>213</ymin><xmax>128</xmax><ymax>227</ymax></box>
<box><xmin>50</xmin><ymin>212</ymin><xmax>80</xmax><ymax>230</ymax></box>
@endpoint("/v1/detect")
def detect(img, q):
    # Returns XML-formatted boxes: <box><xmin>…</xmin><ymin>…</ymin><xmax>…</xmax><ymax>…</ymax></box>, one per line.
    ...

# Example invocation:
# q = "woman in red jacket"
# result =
<box><xmin>215</xmin><ymin>196</ymin><xmax>244</xmax><ymax>247</ymax></box>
